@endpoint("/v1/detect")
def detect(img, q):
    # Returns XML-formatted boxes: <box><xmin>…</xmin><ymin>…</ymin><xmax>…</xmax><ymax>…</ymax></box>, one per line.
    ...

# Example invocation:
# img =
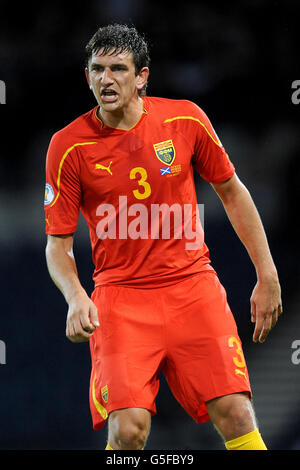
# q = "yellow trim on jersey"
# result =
<box><xmin>50</xmin><ymin>141</ymin><xmax>97</xmax><ymax>207</ymax></box>
<box><xmin>92</xmin><ymin>374</ymin><xmax>108</xmax><ymax>420</ymax></box>
<box><xmin>163</xmin><ymin>116</ymin><xmax>222</xmax><ymax>147</ymax></box>
<box><xmin>94</xmin><ymin>107</ymin><xmax>104</xmax><ymax>128</ymax></box>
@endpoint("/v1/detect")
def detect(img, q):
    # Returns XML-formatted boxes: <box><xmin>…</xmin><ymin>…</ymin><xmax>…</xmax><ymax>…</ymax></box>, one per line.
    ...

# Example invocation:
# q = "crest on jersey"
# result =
<box><xmin>153</xmin><ymin>139</ymin><xmax>176</xmax><ymax>166</ymax></box>
<box><xmin>101</xmin><ymin>385</ymin><xmax>108</xmax><ymax>403</ymax></box>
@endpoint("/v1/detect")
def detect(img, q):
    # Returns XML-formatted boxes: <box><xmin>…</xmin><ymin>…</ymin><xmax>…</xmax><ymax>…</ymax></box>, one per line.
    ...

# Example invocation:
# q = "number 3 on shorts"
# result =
<box><xmin>228</xmin><ymin>336</ymin><xmax>246</xmax><ymax>368</ymax></box>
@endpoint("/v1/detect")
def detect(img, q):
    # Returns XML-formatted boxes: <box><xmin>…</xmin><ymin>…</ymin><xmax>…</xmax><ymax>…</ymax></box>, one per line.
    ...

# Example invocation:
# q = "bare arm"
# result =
<box><xmin>45</xmin><ymin>234</ymin><xmax>99</xmax><ymax>342</ymax></box>
<box><xmin>211</xmin><ymin>173</ymin><xmax>282</xmax><ymax>343</ymax></box>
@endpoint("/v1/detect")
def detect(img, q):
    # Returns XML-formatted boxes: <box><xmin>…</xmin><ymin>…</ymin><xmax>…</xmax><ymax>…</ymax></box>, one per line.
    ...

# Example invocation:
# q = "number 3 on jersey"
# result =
<box><xmin>130</xmin><ymin>167</ymin><xmax>151</xmax><ymax>200</ymax></box>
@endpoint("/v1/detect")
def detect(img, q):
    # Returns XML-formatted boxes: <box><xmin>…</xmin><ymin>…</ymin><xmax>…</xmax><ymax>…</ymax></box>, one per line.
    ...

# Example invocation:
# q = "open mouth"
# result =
<box><xmin>101</xmin><ymin>89</ymin><xmax>119</xmax><ymax>103</ymax></box>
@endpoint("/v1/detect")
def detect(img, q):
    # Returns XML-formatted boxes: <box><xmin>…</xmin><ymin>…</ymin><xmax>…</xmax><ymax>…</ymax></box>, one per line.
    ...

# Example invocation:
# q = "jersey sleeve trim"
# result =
<box><xmin>50</xmin><ymin>141</ymin><xmax>97</xmax><ymax>208</ymax></box>
<box><xmin>163</xmin><ymin>116</ymin><xmax>222</xmax><ymax>147</ymax></box>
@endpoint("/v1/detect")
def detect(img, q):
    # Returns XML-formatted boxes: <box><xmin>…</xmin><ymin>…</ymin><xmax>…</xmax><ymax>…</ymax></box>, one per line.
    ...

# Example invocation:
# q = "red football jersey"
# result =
<box><xmin>44</xmin><ymin>97</ymin><xmax>235</xmax><ymax>288</ymax></box>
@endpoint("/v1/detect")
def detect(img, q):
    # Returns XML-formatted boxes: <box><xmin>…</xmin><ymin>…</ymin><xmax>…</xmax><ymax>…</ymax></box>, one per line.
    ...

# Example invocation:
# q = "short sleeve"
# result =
<box><xmin>44</xmin><ymin>132</ymin><xmax>81</xmax><ymax>235</ymax></box>
<box><xmin>190</xmin><ymin>103</ymin><xmax>235</xmax><ymax>183</ymax></box>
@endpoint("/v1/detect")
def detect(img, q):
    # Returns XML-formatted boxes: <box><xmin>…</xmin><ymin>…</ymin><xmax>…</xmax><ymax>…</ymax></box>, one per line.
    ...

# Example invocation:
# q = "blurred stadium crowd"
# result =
<box><xmin>0</xmin><ymin>0</ymin><xmax>299</xmax><ymax>450</ymax></box>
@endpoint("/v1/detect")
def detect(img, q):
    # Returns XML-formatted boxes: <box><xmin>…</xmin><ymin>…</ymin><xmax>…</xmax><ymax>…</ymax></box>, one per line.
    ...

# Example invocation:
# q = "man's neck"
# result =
<box><xmin>98</xmin><ymin>97</ymin><xmax>144</xmax><ymax>130</ymax></box>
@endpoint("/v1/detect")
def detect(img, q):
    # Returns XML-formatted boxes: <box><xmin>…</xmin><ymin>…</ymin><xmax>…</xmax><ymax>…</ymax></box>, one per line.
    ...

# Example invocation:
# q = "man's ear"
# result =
<box><xmin>136</xmin><ymin>67</ymin><xmax>149</xmax><ymax>92</ymax></box>
<box><xmin>85</xmin><ymin>67</ymin><xmax>92</xmax><ymax>89</ymax></box>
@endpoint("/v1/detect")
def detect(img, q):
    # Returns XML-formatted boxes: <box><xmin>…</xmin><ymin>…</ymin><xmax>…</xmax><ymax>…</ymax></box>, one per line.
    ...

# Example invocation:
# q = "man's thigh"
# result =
<box><xmin>162</xmin><ymin>271</ymin><xmax>252</xmax><ymax>424</ymax></box>
<box><xmin>89</xmin><ymin>285</ymin><xmax>166</xmax><ymax>431</ymax></box>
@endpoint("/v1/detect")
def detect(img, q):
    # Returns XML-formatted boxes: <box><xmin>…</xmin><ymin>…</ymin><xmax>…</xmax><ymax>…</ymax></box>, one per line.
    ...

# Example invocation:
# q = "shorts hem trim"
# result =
<box><xmin>194</xmin><ymin>387</ymin><xmax>252</xmax><ymax>424</ymax></box>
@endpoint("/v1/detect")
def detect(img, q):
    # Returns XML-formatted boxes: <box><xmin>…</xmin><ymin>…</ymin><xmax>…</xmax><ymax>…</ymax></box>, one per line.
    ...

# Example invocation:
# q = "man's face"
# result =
<box><xmin>85</xmin><ymin>49</ymin><xmax>147</xmax><ymax>113</ymax></box>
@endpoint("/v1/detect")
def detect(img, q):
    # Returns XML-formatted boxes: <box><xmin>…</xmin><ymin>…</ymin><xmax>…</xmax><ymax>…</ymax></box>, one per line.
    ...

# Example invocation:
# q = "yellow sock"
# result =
<box><xmin>225</xmin><ymin>428</ymin><xmax>267</xmax><ymax>450</ymax></box>
<box><xmin>105</xmin><ymin>443</ymin><xmax>114</xmax><ymax>450</ymax></box>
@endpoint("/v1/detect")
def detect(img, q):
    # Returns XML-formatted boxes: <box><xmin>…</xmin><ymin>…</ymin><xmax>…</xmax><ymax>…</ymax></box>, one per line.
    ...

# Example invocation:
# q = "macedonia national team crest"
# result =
<box><xmin>101</xmin><ymin>385</ymin><xmax>108</xmax><ymax>403</ymax></box>
<box><xmin>153</xmin><ymin>139</ymin><xmax>176</xmax><ymax>166</ymax></box>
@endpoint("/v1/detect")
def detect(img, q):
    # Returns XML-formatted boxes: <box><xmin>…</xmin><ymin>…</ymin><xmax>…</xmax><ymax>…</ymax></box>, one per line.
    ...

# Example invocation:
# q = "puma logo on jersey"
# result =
<box><xmin>235</xmin><ymin>368</ymin><xmax>247</xmax><ymax>378</ymax></box>
<box><xmin>95</xmin><ymin>161</ymin><xmax>113</xmax><ymax>175</ymax></box>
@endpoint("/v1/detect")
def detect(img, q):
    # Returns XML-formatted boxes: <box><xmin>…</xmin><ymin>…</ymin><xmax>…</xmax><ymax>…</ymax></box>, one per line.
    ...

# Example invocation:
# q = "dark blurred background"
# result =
<box><xmin>0</xmin><ymin>0</ymin><xmax>299</xmax><ymax>450</ymax></box>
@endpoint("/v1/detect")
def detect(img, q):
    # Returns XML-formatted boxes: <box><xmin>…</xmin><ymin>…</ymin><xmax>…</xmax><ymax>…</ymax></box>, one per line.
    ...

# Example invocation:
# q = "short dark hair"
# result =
<box><xmin>85</xmin><ymin>23</ymin><xmax>150</xmax><ymax>96</ymax></box>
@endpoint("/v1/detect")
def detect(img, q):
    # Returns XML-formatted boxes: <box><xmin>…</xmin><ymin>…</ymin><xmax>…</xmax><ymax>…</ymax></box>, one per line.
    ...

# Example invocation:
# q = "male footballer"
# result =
<box><xmin>44</xmin><ymin>24</ymin><xmax>282</xmax><ymax>450</ymax></box>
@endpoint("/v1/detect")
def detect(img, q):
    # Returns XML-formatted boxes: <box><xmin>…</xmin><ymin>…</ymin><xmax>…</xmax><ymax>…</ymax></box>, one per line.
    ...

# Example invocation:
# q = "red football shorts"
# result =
<box><xmin>89</xmin><ymin>271</ymin><xmax>252</xmax><ymax>430</ymax></box>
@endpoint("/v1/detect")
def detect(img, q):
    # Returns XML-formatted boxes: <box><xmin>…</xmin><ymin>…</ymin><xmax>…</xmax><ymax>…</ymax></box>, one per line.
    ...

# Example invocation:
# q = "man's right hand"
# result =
<box><xmin>66</xmin><ymin>291</ymin><xmax>99</xmax><ymax>343</ymax></box>
<box><xmin>45</xmin><ymin>234</ymin><xmax>99</xmax><ymax>343</ymax></box>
